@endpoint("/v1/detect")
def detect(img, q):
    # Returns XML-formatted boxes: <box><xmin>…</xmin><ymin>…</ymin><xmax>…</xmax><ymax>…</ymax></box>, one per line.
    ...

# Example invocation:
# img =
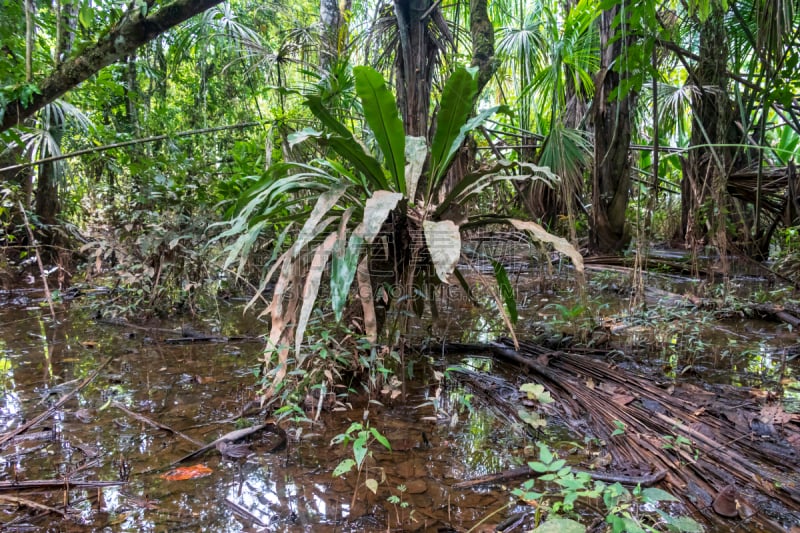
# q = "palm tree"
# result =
<box><xmin>495</xmin><ymin>0</ymin><xmax>597</xmax><ymax>232</ymax></box>
<box><xmin>590</xmin><ymin>1</ymin><xmax>638</xmax><ymax>253</ymax></box>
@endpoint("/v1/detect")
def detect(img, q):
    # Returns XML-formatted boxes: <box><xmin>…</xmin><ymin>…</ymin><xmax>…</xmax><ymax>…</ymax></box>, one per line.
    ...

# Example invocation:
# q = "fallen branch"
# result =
<box><xmin>0</xmin><ymin>479</ymin><xmax>124</xmax><ymax>491</ymax></box>
<box><xmin>225</xmin><ymin>498</ymin><xmax>268</xmax><ymax>528</ymax></box>
<box><xmin>0</xmin><ymin>356</ymin><xmax>113</xmax><ymax>449</ymax></box>
<box><xmin>163</xmin><ymin>335</ymin><xmax>260</xmax><ymax>344</ymax></box>
<box><xmin>0</xmin><ymin>122</ymin><xmax>261</xmax><ymax>174</ymax></box>
<box><xmin>0</xmin><ymin>494</ymin><xmax>66</xmax><ymax>516</ymax></box>
<box><xmin>111</xmin><ymin>402</ymin><xmax>203</xmax><ymax>447</ymax></box>
<box><xmin>169</xmin><ymin>423</ymin><xmax>266</xmax><ymax>465</ymax></box>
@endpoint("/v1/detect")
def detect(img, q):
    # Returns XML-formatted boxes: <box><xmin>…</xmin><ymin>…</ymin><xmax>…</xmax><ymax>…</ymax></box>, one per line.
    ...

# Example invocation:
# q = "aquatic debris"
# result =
<box><xmin>160</xmin><ymin>464</ymin><xmax>213</xmax><ymax>481</ymax></box>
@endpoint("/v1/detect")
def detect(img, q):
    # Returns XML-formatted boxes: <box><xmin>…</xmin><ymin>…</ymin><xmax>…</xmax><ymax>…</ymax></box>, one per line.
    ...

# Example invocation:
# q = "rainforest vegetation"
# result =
<box><xmin>3</xmin><ymin>0</ymin><xmax>798</xmax><ymax>356</ymax></box>
<box><xmin>1</xmin><ymin>0</ymin><xmax>800</xmax><ymax>530</ymax></box>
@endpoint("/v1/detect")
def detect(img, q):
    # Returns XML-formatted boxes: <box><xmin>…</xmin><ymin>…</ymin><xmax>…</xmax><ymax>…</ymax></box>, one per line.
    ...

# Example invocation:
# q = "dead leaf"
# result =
<box><xmin>598</xmin><ymin>381</ymin><xmax>622</xmax><ymax>395</ymax></box>
<box><xmin>81</xmin><ymin>341</ymin><xmax>99</xmax><ymax>349</ymax></box>
<box><xmin>74</xmin><ymin>408</ymin><xmax>94</xmax><ymax>423</ymax></box>
<box><xmin>160</xmin><ymin>464</ymin><xmax>213</xmax><ymax>481</ymax></box>
<box><xmin>760</xmin><ymin>403</ymin><xmax>795</xmax><ymax>425</ymax></box>
<box><xmin>786</xmin><ymin>432</ymin><xmax>800</xmax><ymax>454</ymax></box>
<box><xmin>611</xmin><ymin>394</ymin><xmax>635</xmax><ymax>406</ymax></box>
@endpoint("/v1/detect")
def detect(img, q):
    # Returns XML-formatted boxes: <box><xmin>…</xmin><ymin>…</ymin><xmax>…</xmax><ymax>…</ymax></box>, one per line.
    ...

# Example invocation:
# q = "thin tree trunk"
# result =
<box><xmin>394</xmin><ymin>0</ymin><xmax>436</xmax><ymax>139</ymax></box>
<box><xmin>319</xmin><ymin>0</ymin><xmax>351</xmax><ymax>73</ymax></box>
<box><xmin>590</xmin><ymin>3</ymin><xmax>636</xmax><ymax>253</ymax></box>
<box><xmin>25</xmin><ymin>0</ymin><xmax>35</xmax><ymax>82</ymax></box>
<box><xmin>683</xmin><ymin>4</ymin><xmax>731</xmax><ymax>275</ymax></box>
<box><xmin>34</xmin><ymin>112</ymin><xmax>63</xmax><ymax>229</ymax></box>
<box><xmin>469</xmin><ymin>0</ymin><xmax>496</xmax><ymax>94</ymax></box>
<box><xmin>125</xmin><ymin>55</ymin><xmax>140</xmax><ymax>136</ymax></box>
<box><xmin>437</xmin><ymin>0</ymin><xmax>497</xmax><ymax>203</ymax></box>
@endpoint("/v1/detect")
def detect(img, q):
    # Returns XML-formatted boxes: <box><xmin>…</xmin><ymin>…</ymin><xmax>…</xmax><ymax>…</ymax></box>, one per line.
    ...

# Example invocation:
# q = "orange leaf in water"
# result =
<box><xmin>160</xmin><ymin>464</ymin><xmax>213</xmax><ymax>481</ymax></box>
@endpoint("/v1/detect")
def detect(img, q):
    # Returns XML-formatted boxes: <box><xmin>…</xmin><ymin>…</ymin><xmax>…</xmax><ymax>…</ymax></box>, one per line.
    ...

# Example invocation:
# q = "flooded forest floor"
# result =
<box><xmin>0</xmin><ymin>254</ymin><xmax>799</xmax><ymax>532</ymax></box>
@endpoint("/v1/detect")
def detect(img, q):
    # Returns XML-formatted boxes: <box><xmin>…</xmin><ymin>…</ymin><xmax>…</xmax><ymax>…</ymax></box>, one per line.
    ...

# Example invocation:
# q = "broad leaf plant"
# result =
<box><xmin>221</xmin><ymin>65</ymin><xmax>584</xmax><ymax>399</ymax></box>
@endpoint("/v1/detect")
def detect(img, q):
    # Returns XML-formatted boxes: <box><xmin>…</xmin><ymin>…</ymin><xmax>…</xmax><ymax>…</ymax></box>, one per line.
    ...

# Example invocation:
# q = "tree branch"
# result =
<box><xmin>1</xmin><ymin>0</ymin><xmax>225</xmax><ymax>133</ymax></box>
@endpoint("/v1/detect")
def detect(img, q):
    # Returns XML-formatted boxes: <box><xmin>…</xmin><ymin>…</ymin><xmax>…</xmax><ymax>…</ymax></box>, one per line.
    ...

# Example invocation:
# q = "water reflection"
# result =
<box><xmin>0</xmin><ymin>278</ymin><xmax>797</xmax><ymax>530</ymax></box>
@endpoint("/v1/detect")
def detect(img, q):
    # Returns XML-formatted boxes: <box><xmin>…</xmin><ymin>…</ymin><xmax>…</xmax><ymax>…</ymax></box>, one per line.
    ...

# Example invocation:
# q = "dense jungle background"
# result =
<box><xmin>1</xmin><ymin>0</ymin><xmax>800</xmax><ymax>531</ymax></box>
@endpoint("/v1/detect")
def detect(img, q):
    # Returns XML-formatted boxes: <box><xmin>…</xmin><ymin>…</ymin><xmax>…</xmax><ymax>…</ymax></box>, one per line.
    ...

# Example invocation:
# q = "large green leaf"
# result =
<box><xmin>423</xmin><ymin>220</ymin><xmax>461</xmax><ymax>283</ymax></box>
<box><xmin>429</xmin><ymin>67</ymin><xmax>478</xmax><ymax>185</ymax></box>
<box><xmin>326</xmin><ymin>136</ymin><xmax>389</xmax><ymax>190</ymax></box>
<box><xmin>492</xmin><ymin>260</ymin><xmax>518</xmax><ymax>324</ymax></box>
<box><xmin>428</xmin><ymin>104</ymin><xmax>509</xmax><ymax>199</ymax></box>
<box><xmin>304</xmin><ymin>96</ymin><xmax>355</xmax><ymax>139</ymax></box>
<box><xmin>331</xmin><ymin>233</ymin><xmax>363</xmax><ymax>321</ymax></box>
<box><xmin>354</xmin><ymin>66</ymin><xmax>406</xmax><ymax>193</ymax></box>
<box><xmin>288</xmin><ymin>129</ymin><xmax>388</xmax><ymax>190</ymax></box>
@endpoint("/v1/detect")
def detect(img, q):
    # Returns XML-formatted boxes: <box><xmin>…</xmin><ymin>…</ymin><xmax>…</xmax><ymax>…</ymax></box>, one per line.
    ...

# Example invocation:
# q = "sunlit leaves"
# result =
<box><xmin>79</xmin><ymin>2</ymin><xmax>95</xmax><ymax>29</ymax></box>
<box><xmin>519</xmin><ymin>408</ymin><xmax>547</xmax><ymax>430</ymax></box>
<box><xmin>333</xmin><ymin>458</ymin><xmax>356</xmax><ymax>477</ymax></box>
<box><xmin>641</xmin><ymin>487</ymin><xmax>680</xmax><ymax>503</ymax></box>
<box><xmin>520</xmin><ymin>383</ymin><xmax>554</xmax><ymax>404</ymax></box>
<box><xmin>369</xmin><ymin>426</ymin><xmax>391</xmax><ymax>451</ymax></box>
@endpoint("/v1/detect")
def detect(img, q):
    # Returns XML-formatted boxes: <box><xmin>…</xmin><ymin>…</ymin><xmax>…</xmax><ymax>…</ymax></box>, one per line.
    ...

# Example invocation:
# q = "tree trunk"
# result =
<box><xmin>319</xmin><ymin>0</ymin><xmax>351</xmax><ymax>73</ymax></box>
<box><xmin>124</xmin><ymin>55</ymin><xmax>140</xmax><ymax>136</ymax></box>
<box><xmin>469</xmin><ymin>0</ymin><xmax>496</xmax><ymax>94</ymax></box>
<box><xmin>54</xmin><ymin>0</ymin><xmax>76</xmax><ymax>65</ymax></box>
<box><xmin>682</xmin><ymin>4</ymin><xmax>731</xmax><ymax>271</ymax></box>
<box><xmin>437</xmin><ymin>0</ymin><xmax>497</xmax><ymax>203</ymax></box>
<box><xmin>590</xmin><ymin>4</ymin><xmax>636</xmax><ymax>253</ymax></box>
<box><xmin>393</xmin><ymin>0</ymin><xmax>437</xmax><ymax>139</ymax></box>
<box><xmin>34</xmin><ymin>111</ymin><xmax>63</xmax><ymax>229</ymax></box>
<box><xmin>25</xmin><ymin>0</ymin><xmax>35</xmax><ymax>82</ymax></box>
<box><xmin>1</xmin><ymin>0</ymin><xmax>226</xmax><ymax>133</ymax></box>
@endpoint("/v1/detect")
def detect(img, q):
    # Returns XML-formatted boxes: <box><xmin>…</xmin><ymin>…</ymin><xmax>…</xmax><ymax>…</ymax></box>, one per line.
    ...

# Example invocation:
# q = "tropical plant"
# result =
<box><xmin>331</xmin><ymin>420</ymin><xmax>391</xmax><ymax>508</ymax></box>
<box><xmin>513</xmin><ymin>442</ymin><xmax>704</xmax><ymax>532</ymax></box>
<box><xmin>220</xmin><ymin>64</ymin><xmax>584</xmax><ymax>399</ymax></box>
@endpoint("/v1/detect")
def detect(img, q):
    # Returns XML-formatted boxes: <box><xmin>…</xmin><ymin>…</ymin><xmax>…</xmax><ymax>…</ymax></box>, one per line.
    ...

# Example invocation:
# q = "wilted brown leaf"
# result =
<box><xmin>760</xmin><ymin>403</ymin><xmax>795</xmax><ymax>425</ymax></box>
<box><xmin>611</xmin><ymin>394</ymin><xmax>635</xmax><ymax>406</ymax></box>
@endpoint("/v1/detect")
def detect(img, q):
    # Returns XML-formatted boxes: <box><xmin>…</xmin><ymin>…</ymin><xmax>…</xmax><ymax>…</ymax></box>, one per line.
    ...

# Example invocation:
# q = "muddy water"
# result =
<box><xmin>0</xmin><ymin>301</ymin><xmax>542</xmax><ymax>531</ymax></box>
<box><xmin>0</xmin><ymin>273</ymin><xmax>797</xmax><ymax>531</ymax></box>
